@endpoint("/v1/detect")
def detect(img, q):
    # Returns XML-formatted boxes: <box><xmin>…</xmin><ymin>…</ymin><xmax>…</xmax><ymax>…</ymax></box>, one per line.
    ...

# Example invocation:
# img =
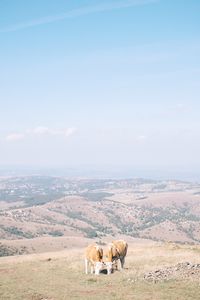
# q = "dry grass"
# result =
<box><xmin>1</xmin><ymin>242</ymin><xmax>200</xmax><ymax>300</ymax></box>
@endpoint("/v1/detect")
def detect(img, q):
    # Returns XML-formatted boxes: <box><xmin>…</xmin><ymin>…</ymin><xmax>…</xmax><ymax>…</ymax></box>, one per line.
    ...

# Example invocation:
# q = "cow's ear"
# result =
<box><xmin>116</xmin><ymin>248</ymin><xmax>120</xmax><ymax>254</ymax></box>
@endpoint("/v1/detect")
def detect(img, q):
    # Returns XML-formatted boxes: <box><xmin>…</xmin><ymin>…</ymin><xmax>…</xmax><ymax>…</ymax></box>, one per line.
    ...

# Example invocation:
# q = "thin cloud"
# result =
<box><xmin>32</xmin><ymin>126</ymin><xmax>77</xmax><ymax>137</ymax></box>
<box><xmin>65</xmin><ymin>127</ymin><xmax>77</xmax><ymax>137</ymax></box>
<box><xmin>5</xmin><ymin>126</ymin><xmax>77</xmax><ymax>141</ymax></box>
<box><xmin>136</xmin><ymin>135</ymin><xmax>148</xmax><ymax>143</ymax></box>
<box><xmin>6</xmin><ymin>133</ymin><xmax>25</xmax><ymax>142</ymax></box>
<box><xmin>31</xmin><ymin>126</ymin><xmax>77</xmax><ymax>137</ymax></box>
<box><xmin>0</xmin><ymin>0</ymin><xmax>159</xmax><ymax>33</ymax></box>
<box><xmin>137</xmin><ymin>135</ymin><xmax>147</xmax><ymax>141</ymax></box>
<box><xmin>32</xmin><ymin>126</ymin><xmax>50</xmax><ymax>135</ymax></box>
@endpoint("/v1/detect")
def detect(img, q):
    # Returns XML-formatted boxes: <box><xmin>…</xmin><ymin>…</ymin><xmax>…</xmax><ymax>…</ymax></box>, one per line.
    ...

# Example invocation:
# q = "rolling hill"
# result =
<box><xmin>1</xmin><ymin>176</ymin><xmax>200</xmax><ymax>256</ymax></box>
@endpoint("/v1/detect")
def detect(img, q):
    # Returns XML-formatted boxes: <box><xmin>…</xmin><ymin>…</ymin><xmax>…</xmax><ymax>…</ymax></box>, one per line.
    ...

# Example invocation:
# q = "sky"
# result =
<box><xmin>0</xmin><ymin>0</ymin><xmax>200</xmax><ymax>179</ymax></box>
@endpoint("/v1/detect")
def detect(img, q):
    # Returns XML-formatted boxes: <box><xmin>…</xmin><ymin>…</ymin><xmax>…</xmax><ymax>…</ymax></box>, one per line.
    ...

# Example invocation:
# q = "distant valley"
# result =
<box><xmin>1</xmin><ymin>176</ymin><xmax>200</xmax><ymax>256</ymax></box>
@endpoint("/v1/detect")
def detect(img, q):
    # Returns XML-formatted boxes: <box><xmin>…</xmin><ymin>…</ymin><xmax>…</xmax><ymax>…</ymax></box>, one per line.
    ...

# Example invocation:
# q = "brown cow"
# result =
<box><xmin>85</xmin><ymin>244</ymin><xmax>104</xmax><ymax>275</ymax></box>
<box><xmin>104</xmin><ymin>240</ymin><xmax>128</xmax><ymax>274</ymax></box>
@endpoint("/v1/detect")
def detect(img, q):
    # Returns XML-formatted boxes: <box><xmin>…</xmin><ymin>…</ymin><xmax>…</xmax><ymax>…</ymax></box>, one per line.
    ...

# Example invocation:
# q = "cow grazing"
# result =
<box><xmin>85</xmin><ymin>244</ymin><xmax>104</xmax><ymax>275</ymax></box>
<box><xmin>104</xmin><ymin>240</ymin><xmax>128</xmax><ymax>274</ymax></box>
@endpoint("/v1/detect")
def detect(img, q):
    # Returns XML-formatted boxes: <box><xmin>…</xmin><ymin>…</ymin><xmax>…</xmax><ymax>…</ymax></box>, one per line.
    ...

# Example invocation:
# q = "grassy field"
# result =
<box><xmin>1</xmin><ymin>242</ymin><xmax>200</xmax><ymax>300</ymax></box>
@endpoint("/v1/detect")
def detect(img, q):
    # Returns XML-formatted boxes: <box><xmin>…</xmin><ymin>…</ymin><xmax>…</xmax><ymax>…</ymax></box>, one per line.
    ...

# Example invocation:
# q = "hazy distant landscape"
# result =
<box><xmin>1</xmin><ymin>174</ymin><xmax>200</xmax><ymax>257</ymax></box>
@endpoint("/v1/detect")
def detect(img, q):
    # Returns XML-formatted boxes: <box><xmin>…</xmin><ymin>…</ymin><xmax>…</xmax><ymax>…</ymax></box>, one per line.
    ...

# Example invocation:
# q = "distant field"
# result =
<box><xmin>1</xmin><ymin>242</ymin><xmax>200</xmax><ymax>300</ymax></box>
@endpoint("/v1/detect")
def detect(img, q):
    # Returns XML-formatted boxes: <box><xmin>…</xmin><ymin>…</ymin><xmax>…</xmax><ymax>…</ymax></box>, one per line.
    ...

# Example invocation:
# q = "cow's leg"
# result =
<box><xmin>85</xmin><ymin>258</ymin><xmax>88</xmax><ymax>274</ymax></box>
<box><xmin>113</xmin><ymin>260</ymin><xmax>118</xmax><ymax>270</ymax></box>
<box><xmin>120</xmin><ymin>256</ymin><xmax>125</xmax><ymax>269</ymax></box>
<box><xmin>94</xmin><ymin>265</ymin><xmax>99</xmax><ymax>275</ymax></box>
<box><xmin>90</xmin><ymin>264</ymin><xmax>94</xmax><ymax>274</ymax></box>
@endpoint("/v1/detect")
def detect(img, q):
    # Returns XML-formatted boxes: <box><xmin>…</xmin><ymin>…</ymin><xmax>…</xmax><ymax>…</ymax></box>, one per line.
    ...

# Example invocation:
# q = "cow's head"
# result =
<box><xmin>104</xmin><ymin>261</ymin><xmax>113</xmax><ymax>274</ymax></box>
<box><xmin>94</xmin><ymin>261</ymin><xmax>104</xmax><ymax>275</ymax></box>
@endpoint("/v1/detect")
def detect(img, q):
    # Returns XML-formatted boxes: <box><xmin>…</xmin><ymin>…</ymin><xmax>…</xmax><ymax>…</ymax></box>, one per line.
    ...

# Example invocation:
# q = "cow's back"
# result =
<box><xmin>112</xmin><ymin>240</ymin><xmax>128</xmax><ymax>257</ymax></box>
<box><xmin>104</xmin><ymin>243</ymin><xmax>118</xmax><ymax>262</ymax></box>
<box><xmin>85</xmin><ymin>244</ymin><xmax>103</xmax><ymax>262</ymax></box>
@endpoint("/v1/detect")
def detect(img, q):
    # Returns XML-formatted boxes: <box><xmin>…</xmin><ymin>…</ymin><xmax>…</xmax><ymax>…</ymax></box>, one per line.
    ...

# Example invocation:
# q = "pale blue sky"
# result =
<box><xmin>0</xmin><ymin>0</ymin><xmax>200</xmax><ymax>178</ymax></box>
